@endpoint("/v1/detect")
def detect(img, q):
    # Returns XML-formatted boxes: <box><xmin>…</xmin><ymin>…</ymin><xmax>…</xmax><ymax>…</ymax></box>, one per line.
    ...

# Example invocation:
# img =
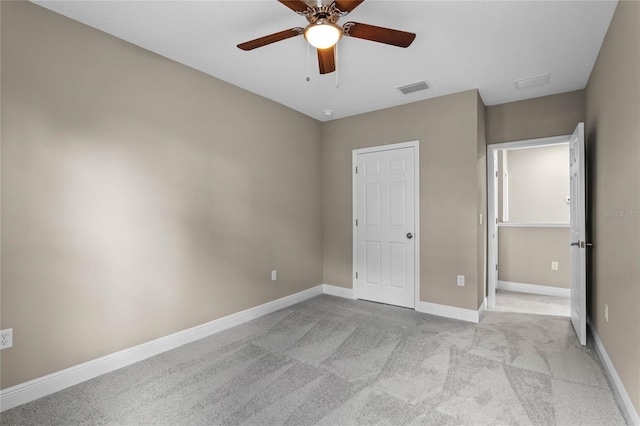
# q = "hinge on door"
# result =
<box><xmin>496</xmin><ymin>218</ymin><xmax>498</xmax><ymax>224</ymax></box>
<box><xmin>355</xmin><ymin>166</ymin><xmax>358</xmax><ymax>174</ymax></box>
<box><xmin>496</xmin><ymin>171</ymin><xmax>498</xmax><ymax>177</ymax></box>
<box><xmin>496</xmin><ymin>264</ymin><xmax>498</xmax><ymax>271</ymax></box>
<box><xmin>356</xmin><ymin>219</ymin><xmax>358</xmax><ymax>226</ymax></box>
<box><xmin>356</xmin><ymin>272</ymin><xmax>358</xmax><ymax>279</ymax></box>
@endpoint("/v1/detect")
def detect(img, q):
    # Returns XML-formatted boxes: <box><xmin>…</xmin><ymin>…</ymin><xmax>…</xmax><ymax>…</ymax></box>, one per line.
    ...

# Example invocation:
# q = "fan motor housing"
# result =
<box><xmin>304</xmin><ymin>4</ymin><xmax>344</xmax><ymax>24</ymax></box>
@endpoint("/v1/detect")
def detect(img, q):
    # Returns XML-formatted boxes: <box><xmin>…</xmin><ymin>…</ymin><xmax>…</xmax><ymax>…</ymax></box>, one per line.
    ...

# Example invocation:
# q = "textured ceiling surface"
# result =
<box><xmin>33</xmin><ymin>0</ymin><xmax>618</xmax><ymax>121</ymax></box>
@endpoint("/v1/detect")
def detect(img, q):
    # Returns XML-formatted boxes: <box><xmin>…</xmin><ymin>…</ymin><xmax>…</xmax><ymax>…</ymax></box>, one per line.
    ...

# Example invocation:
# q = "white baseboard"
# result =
<box><xmin>497</xmin><ymin>280</ymin><xmax>571</xmax><ymax>298</ymax></box>
<box><xmin>322</xmin><ymin>284</ymin><xmax>356</xmax><ymax>299</ymax></box>
<box><xmin>416</xmin><ymin>299</ymin><xmax>486</xmax><ymax>323</ymax></box>
<box><xmin>587</xmin><ymin>317</ymin><xmax>640</xmax><ymax>425</ymax></box>
<box><xmin>0</xmin><ymin>284</ymin><xmax>504</xmax><ymax>412</ymax></box>
<box><xmin>324</xmin><ymin>284</ymin><xmax>486</xmax><ymax>324</ymax></box>
<box><xmin>478</xmin><ymin>297</ymin><xmax>487</xmax><ymax>322</ymax></box>
<box><xmin>0</xmin><ymin>285</ymin><xmax>324</xmax><ymax>412</ymax></box>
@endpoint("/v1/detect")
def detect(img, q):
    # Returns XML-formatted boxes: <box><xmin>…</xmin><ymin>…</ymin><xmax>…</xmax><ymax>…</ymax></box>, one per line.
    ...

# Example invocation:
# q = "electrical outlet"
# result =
<box><xmin>0</xmin><ymin>328</ymin><xmax>13</xmax><ymax>349</ymax></box>
<box><xmin>456</xmin><ymin>275</ymin><xmax>465</xmax><ymax>287</ymax></box>
<box><xmin>605</xmin><ymin>304</ymin><xmax>609</xmax><ymax>322</ymax></box>
<box><xmin>271</xmin><ymin>270</ymin><xmax>277</xmax><ymax>281</ymax></box>
<box><xmin>551</xmin><ymin>261</ymin><xmax>559</xmax><ymax>271</ymax></box>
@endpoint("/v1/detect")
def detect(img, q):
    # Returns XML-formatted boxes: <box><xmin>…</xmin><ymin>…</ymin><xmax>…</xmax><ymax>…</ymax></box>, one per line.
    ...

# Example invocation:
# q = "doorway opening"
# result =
<box><xmin>487</xmin><ymin>135</ymin><xmax>572</xmax><ymax>317</ymax></box>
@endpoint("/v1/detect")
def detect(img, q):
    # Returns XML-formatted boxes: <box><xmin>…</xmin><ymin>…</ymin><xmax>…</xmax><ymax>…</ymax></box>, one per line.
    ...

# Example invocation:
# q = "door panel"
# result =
<box><xmin>365</xmin><ymin>241</ymin><xmax>382</xmax><ymax>285</ymax></box>
<box><xmin>365</xmin><ymin>183</ymin><xmax>381</xmax><ymax>226</ymax></box>
<box><xmin>389</xmin><ymin>182</ymin><xmax>406</xmax><ymax>226</ymax></box>
<box><xmin>364</xmin><ymin>158</ymin><xmax>381</xmax><ymax>175</ymax></box>
<box><xmin>389</xmin><ymin>243</ymin><xmax>407</xmax><ymax>288</ymax></box>
<box><xmin>356</xmin><ymin>146</ymin><xmax>416</xmax><ymax>308</ymax></box>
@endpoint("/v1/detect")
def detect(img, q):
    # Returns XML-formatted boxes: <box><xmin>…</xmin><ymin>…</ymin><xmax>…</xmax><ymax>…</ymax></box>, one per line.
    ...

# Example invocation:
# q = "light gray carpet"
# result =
<box><xmin>492</xmin><ymin>289</ymin><xmax>571</xmax><ymax>317</ymax></box>
<box><xmin>1</xmin><ymin>295</ymin><xmax>627</xmax><ymax>425</ymax></box>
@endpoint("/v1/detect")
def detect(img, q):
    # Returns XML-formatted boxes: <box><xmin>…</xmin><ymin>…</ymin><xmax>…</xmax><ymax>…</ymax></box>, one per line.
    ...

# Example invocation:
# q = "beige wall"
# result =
<box><xmin>486</xmin><ymin>90</ymin><xmax>585</xmax><ymax>145</ymax></box>
<box><xmin>498</xmin><ymin>227</ymin><xmax>570</xmax><ymax>289</ymax></box>
<box><xmin>322</xmin><ymin>90</ymin><xmax>485</xmax><ymax>311</ymax></box>
<box><xmin>506</xmin><ymin>144</ymin><xmax>570</xmax><ymax>223</ymax></box>
<box><xmin>1</xmin><ymin>1</ymin><xmax>323</xmax><ymax>389</ymax></box>
<box><xmin>585</xmin><ymin>0</ymin><xmax>640</xmax><ymax>415</ymax></box>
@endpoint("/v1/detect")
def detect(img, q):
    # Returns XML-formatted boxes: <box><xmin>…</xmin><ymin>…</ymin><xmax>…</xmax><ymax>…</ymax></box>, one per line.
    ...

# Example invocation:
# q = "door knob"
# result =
<box><xmin>571</xmin><ymin>241</ymin><xmax>594</xmax><ymax>248</ymax></box>
<box><xmin>406</xmin><ymin>233</ymin><xmax>413</xmax><ymax>239</ymax></box>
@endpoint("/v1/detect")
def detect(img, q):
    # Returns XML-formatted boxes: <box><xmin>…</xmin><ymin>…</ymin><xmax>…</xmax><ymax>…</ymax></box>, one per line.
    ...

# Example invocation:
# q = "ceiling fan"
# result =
<box><xmin>237</xmin><ymin>0</ymin><xmax>416</xmax><ymax>75</ymax></box>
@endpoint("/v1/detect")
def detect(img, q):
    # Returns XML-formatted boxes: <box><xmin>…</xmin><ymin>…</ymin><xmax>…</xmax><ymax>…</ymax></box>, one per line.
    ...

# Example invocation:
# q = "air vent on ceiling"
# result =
<box><xmin>397</xmin><ymin>81</ymin><xmax>429</xmax><ymax>95</ymax></box>
<box><xmin>514</xmin><ymin>73</ymin><xmax>550</xmax><ymax>89</ymax></box>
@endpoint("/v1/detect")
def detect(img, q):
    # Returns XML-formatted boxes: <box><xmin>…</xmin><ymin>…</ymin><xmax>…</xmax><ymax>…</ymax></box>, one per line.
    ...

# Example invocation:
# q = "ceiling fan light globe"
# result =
<box><xmin>304</xmin><ymin>22</ymin><xmax>342</xmax><ymax>49</ymax></box>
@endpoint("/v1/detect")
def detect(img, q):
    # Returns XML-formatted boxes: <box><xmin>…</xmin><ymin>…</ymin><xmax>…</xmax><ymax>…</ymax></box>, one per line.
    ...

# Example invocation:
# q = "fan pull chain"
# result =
<box><xmin>306</xmin><ymin>42</ymin><xmax>311</xmax><ymax>82</ymax></box>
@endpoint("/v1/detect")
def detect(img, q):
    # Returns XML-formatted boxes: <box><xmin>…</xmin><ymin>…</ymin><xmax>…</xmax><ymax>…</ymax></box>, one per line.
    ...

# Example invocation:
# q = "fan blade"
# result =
<box><xmin>333</xmin><ymin>1</ymin><xmax>365</xmax><ymax>14</ymax></box>
<box><xmin>343</xmin><ymin>22</ymin><xmax>416</xmax><ymax>48</ymax></box>
<box><xmin>317</xmin><ymin>46</ymin><xmax>336</xmax><ymax>74</ymax></box>
<box><xmin>278</xmin><ymin>0</ymin><xmax>310</xmax><ymax>13</ymax></box>
<box><xmin>237</xmin><ymin>28</ymin><xmax>303</xmax><ymax>51</ymax></box>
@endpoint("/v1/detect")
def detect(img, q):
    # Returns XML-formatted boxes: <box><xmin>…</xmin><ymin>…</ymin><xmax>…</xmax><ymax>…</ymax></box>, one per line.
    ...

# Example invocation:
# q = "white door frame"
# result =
<box><xmin>353</xmin><ymin>140</ymin><xmax>420</xmax><ymax>309</ymax></box>
<box><xmin>486</xmin><ymin>135</ymin><xmax>570</xmax><ymax>308</ymax></box>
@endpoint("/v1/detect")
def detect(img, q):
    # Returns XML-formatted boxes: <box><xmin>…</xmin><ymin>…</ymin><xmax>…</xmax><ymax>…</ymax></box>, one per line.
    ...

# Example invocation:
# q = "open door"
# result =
<box><xmin>569</xmin><ymin>123</ymin><xmax>587</xmax><ymax>345</ymax></box>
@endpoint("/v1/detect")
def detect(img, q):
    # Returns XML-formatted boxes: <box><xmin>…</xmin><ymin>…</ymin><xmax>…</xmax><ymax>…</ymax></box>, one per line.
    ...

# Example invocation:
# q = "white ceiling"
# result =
<box><xmin>32</xmin><ymin>0</ymin><xmax>617</xmax><ymax>122</ymax></box>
